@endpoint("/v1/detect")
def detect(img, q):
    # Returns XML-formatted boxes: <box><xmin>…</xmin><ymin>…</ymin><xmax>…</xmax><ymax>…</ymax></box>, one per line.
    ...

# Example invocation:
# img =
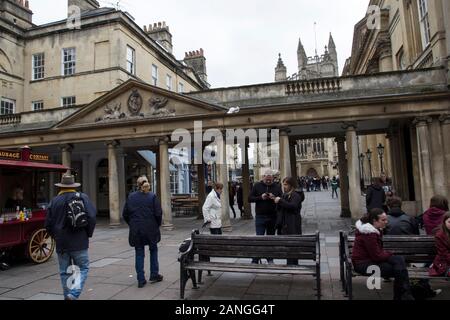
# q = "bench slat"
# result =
<box><xmin>194</xmin><ymin>250</ymin><xmax>316</xmax><ymax>260</ymax></box>
<box><xmin>186</xmin><ymin>262</ymin><xmax>316</xmax><ymax>275</ymax></box>
<box><xmin>193</xmin><ymin>239</ymin><xmax>317</xmax><ymax>247</ymax></box>
<box><xmin>194</xmin><ymin>245</ymin><xmax>317</xmax><ymax>254</ymax></box>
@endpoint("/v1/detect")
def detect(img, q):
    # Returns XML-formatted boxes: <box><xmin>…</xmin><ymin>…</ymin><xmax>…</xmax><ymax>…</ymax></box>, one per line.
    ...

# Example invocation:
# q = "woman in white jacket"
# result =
<box><xmin>203</xmin><ymin>183</ymin><xmax>224</xmax><ymax>235</ymax></box>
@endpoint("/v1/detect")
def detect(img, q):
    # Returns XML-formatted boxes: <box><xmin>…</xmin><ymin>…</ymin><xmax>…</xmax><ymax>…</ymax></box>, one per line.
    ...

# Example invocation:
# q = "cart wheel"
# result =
<box><xmin>28</xmin><ymin>229</ymin><xmax>55</xmax><ymax>264</ymax></box>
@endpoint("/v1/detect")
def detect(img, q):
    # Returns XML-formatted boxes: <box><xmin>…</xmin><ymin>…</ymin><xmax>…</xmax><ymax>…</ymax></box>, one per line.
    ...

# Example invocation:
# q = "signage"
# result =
<box><xmin>0</xmin><ymin>150</ymin><xmax>21</xmax><ymax>160</ymax></box>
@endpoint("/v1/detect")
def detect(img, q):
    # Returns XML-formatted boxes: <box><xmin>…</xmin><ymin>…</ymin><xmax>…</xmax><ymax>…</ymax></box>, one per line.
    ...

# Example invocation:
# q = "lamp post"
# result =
<box><xmin>366</xmin><ymin>149</ymin><xmax>373</xmax><ymax>183</ymax></box>
<box><xmin>377</xmin><ymin>143</ymin><xmax>385</xmax><ymax>174</ymax></box>
<box><xmin>359</xmin><ymin>153</ymin><xmax>365</xmax><ymax>186</ymax></box>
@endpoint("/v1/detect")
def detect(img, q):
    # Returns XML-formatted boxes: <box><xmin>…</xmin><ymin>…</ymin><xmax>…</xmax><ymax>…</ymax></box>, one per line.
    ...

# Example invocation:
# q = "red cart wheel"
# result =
<box><xmin>28</xmin><ymin>229</ymin><xmax>55</xmax><ymax>264</ymax></box>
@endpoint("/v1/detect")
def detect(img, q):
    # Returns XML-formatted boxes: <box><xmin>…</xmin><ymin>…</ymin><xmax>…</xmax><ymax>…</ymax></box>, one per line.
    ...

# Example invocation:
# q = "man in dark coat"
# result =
<box><xmin>249</xmin><ymin>170</ymin><xmax>282</xmax><ymax>264</ymax></box>
<box><xmin>123</xmin><ymin>176</ymin><xmax>163</xmax><ymax>288</ymax></box>
<box><xmin>366</xmin><ymin>177</ymin><xmax>387</xmax><ymax>211</ymax></box>
<box><xmin>236</xmin><ymin>182</ymin><xmax>244</xmax><ymax>217</ymax></box>
<box><xmin>385</xmin><ymin>197</ymin><xmax>419</xmax><ymax>235</ymax></box>
<box><xmin>45</xmin><ymin>174</ymin><xmax>97</xmax><ymax>301</ymax></box>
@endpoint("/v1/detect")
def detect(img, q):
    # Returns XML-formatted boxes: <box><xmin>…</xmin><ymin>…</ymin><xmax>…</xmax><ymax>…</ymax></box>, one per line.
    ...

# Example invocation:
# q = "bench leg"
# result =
<box><xmin>189</xmin><ymin>270</ymin><xmax>199</xmax><ymax>290</ymax></box>
<box><xmin>316</xmin><ymin>265</ymin><xmax>322</xmax><ymax>300</ymax></box>
<box><xmin>347</xmin><ymin>268</ymin><xmax>353</xmax><ymax>300</ymax></box>
<box><xmin>180</xmin><ymin>267</ymin><xmax>189</xmax><ymax>300</ymax></box>
<box><xmin>198</xmin><ymin>270</ymin><xmax>203</xmax><ymax>284</ymax></box>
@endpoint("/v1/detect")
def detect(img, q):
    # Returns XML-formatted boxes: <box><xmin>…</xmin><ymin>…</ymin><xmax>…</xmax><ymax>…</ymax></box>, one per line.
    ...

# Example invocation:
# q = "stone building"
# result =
<box><xmin>343</xmin><ymin>0</ymin><xmax>450</xmax><ymax>213</ymax></box>
<box><xmin>272</xmin><ymin>35</ymin><xmax>339</xmax><ymax>179</ymax></box>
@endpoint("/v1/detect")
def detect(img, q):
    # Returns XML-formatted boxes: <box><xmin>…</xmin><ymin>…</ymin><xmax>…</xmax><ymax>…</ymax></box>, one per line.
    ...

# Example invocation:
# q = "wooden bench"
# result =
<box><xmin>179</xmin><ymin>231</ymin><xmax>321</xmax><ymax>300</ymax></box>
<box><xmin>339</xmin><ymin>231</ymin><xmax>448</xmax><ymax>300</ymax></box>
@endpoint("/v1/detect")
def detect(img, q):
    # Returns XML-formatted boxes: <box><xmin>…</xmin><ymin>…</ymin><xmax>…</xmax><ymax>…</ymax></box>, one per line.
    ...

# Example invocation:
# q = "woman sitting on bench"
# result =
<box><xmin>352</xmin><ymin>208</ymin><xmax>414</xmax><ymax>300</ymax></box>
<box><xmin>430</xmin><ymin>212</ymin><xmax>450</xmax><ymax>278</ymax></box>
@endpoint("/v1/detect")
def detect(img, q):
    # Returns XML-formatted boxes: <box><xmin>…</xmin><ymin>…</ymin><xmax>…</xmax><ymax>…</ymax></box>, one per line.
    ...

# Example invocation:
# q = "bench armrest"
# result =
<box><xmin>178</xmin><ymin>230</ymin><xmax>198</xmax><ymax>263</ymax></box>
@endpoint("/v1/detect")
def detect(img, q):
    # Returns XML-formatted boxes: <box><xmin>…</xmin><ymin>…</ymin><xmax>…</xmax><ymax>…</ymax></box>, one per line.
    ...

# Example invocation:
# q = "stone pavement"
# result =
<box><xmin>0</xmin><ymin>190</ymin><xmax>449</xmax><ymax>300</ymax></box>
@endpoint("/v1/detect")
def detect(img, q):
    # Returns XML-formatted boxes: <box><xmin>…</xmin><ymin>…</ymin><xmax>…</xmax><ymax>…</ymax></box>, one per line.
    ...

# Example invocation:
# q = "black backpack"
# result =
<box><xmin>65</xmin><ymin>193</ymin><xmax>89</xmax><ymax>231</ymax></box>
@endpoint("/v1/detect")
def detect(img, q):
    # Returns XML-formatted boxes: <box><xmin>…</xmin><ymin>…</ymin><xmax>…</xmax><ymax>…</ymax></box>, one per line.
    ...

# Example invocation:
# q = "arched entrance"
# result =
<box><xmin>306</xmin><ymin>168</ymin><xmax>319</xmax><ymax>178</ymax></box>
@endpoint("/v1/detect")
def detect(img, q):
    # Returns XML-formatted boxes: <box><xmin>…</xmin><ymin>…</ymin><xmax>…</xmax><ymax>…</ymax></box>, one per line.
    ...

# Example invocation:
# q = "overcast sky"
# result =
<box><xmin>31</xmin><ymin>0</ymin><xmax>369</xmax><ymax>88</ymax></box>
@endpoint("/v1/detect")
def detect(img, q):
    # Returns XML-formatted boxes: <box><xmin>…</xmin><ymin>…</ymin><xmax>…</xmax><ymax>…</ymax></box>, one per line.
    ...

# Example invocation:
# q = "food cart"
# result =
<box><xmin>0</xmin><ymin>146</ymin><xmax>68</xmax><ymax>268</ymax></box>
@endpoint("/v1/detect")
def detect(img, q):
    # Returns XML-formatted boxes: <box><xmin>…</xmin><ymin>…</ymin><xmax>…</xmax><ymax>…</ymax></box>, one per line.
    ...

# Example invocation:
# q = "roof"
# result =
<box><xmin>0</xmin><ymin>159</ymin><xmax>68</xmax><ymax>172</ymax></box>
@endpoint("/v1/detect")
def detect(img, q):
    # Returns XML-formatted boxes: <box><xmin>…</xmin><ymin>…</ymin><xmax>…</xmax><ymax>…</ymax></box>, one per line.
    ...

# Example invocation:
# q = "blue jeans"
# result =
<box><xmin>58</xmin><ymin>250</ymin><xmax>90</xmax><ymax>300</ymax></box>
<box><xmin>135</xmin><ymin>244</ymin><xmax>159</xmax><ymax>283</ymax></box>
<box><xmin>253</xmin><ymin>215</ymin><xmax>276</xmax><ymax>263</ymax></box>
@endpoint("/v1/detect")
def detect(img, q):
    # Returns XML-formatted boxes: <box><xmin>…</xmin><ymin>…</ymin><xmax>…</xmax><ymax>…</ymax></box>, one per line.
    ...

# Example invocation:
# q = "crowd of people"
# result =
<box><xmin>38</xmin><ymin>166</ymin><xmax>449</xmax><ymax>300</ymax></box>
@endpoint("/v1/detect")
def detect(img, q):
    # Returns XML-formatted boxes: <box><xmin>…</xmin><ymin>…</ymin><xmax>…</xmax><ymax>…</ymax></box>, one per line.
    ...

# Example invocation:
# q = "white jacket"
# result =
<box><xmin>203</xmin><ymin>190</ymin><xmax>222</xmax><ymax>229</ymax></box>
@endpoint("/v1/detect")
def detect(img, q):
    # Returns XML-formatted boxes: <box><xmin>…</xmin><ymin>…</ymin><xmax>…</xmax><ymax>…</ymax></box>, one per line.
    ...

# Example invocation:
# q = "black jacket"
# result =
<box><xmin>45</xmin><ymin>192</ymin><xmax>97</xmax><ymax>254</ymax></box>
<box><xmin>385</xmin><ymin>208</ymin><xmax>420</xmax><ymax>235</ymax></box>
<box><xmin>123</xmin><ymin>191</ymin><xmax>162</xmax><ymax>248</ymax></box>
<box><xmin>249</xmin><ymin>182</ymin><xmax>282</xmax><ymax>217</ymax></box>
<box><xmin>366</xmin><ymin>184</ymin><xmax>386</xmax><ymax>211</ymax></box>
<box><xmin>276</xmin><ymin>191</ymin><xmax>304</xmax><ymax>235</ymax></box>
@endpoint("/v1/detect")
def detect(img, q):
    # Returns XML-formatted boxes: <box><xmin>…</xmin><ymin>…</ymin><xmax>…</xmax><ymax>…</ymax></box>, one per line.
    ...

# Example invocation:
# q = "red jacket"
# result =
<box><xmin>352</xmin><ymin>221</ymin><xmax>393</xmax><ymax>266</ymax></box>
<box><xmin>430</xmin><ymin>230</ymin><xmax>450</xmax><ymax>276</ymax></box>
<box><xmin>423</xmin><ymin>207</ymin><xmax>446</xmax><ymax>236</ymax></box>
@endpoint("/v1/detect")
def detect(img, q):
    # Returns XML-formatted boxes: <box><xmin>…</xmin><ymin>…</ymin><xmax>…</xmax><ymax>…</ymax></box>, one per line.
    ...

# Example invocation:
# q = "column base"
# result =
<box><xmin>109</xmin><ymin>222</ymin><xmax>122</xmax><ymax>228</ymax></box>
<box><xmin>340</xmin><ymin>208</ymin><xmax>351</xmax><ymax>218</ymax></box>
<box><xmin>162</xmin><ymin>223</ymin><xmax>175</xmax><ymax>231</ymax></box>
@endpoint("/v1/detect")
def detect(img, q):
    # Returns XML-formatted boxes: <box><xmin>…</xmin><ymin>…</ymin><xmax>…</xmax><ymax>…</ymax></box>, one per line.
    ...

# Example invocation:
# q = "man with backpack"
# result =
<box><xmin>45</xmin><ymin>174</ymin><xmax>97</xmax><ymax>301</ymax></box>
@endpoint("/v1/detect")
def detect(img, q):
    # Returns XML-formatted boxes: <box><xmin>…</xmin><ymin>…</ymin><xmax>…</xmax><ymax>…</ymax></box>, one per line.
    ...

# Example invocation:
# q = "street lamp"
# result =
<box><xmin>366</xmin><ymin>149</ymin><xmax>373</xmax><ymax>183</ymax></box>
<box><xmin>359</xmin><ymin>153</ymin><xmax>365</xmax><ymax>185</ymax></box>
<box><xmin>377</xmin><ymin>143</ymin><xmax>385</xmax><ymax>174</ymax></box>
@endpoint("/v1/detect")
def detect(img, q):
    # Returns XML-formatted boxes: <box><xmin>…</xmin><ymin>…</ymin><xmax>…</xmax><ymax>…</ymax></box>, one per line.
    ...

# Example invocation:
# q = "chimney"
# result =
<box><xmin>145</xmin><ymin>21</ymin><xmax>173</xmax><ymax>54</ymax></box>
<box><xmin>184</xmin><ymin>49</ymin><xmax>208</xmax><ymax>86</ymax></box>
<box><xmin>68</xmin><ymin>0</ymin><xmax>99</xmax><ymax>15</ymax></box>
<box><xmin>0</xmin><ymin>0</ymin><xmax>33</xmax><ymax>28</ymax></box>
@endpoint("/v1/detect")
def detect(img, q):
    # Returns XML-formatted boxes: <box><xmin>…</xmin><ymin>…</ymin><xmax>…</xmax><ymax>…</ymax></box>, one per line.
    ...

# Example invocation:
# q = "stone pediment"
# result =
<box><xmin>55</xmin><ymin>80</ymin><xmax>226</xmax><ymax>128</ymax></box>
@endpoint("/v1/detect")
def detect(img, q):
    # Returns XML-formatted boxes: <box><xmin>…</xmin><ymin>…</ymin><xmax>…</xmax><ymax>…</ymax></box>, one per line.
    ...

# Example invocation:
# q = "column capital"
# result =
<box><xmin>334</xmin><ymin>135</ymin><xmax>346</xmax><ymax>143</ymax></box>
<box><xmin>105</xmin><ymin>140</ymin><xmax>120</xmax><ymax>148</ymax></box>
<box><xmin>413</xmin><ymin>116</ymin><xmax>432</xmax><ymax>127</ymax></box>
<box><xmin>439</xmin><ymin>113</ymin><xmax>450</xmax><ymax>124</ymax></box>
<box><xmin>342</xmin><ymin>122</ymin><xmax>357</xmax><ymax>131</ymax></box>
<box><xmin>59</xmin><ymin>144</ymin><xmax>74</xmax><ymax>152</ymax></box>
<box><xmin>279</xmin><ymin>127</ymin><xmax>291</xmax><ymax>136</ymax></box>
<box><xmin>156</xmin><ymin>136</ymin><xmax>170</xmax><ymax>145</ymax></box>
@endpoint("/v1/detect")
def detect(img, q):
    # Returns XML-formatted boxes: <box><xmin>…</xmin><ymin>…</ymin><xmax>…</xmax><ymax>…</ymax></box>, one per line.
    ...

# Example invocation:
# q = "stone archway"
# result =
<box><xmin>306</xmin><ymin>168</ymin><xmax>319</xmax><ymax>178</ymax></box>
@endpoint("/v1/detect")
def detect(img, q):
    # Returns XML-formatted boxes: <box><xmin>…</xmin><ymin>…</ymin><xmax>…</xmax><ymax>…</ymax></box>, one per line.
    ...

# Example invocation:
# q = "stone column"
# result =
<box><xmin>241</xmin><ymin>140</ymin><xmax>253</xmax><ymax>220</ymax></box>
<box><xmin>279</xmin><ymin>129</ymin><xmax>291</xmax><ymax>179</ymax></box>
<box><xmin>159</xmin><ymin>137</ymin><xmax>174</xmax><ymax>230</ymax></box>
<box><xmin>106</xmin><ymin>140</ymin><xmax>121</xmax><ymax>227</ymax></box>
<box><xmin>344</xmin><ymin>123</ymin><xmax>362</xmax><ymax>221</ymax></box>
<box><xmin>60</xmin><ymin>144</ymin><xmax>73</xmax><ymax>175</ymax></box>
<box><xmin>439</xmin><ymin>114</ymin><xmax>450</xmax><ymax>199</ymax></box>
<box><xmin>217</xmin><ymin>134</ymin><xmax>232</xmax><ymax>232</ymax></box>
<box><xmin>117</xmin><ymin>150</ymin><xmax>127</xmax><ymax>213</ymax></box>
<box><xmin>387</xmin><ymin>126</ymin><xmax>409</xmax><ymax>200</ymax></box>
<box><xmin>197</xmin><ymin>161</ymin><xmax>206</xmax><ymax>220</ymax></box>
<box><xmin>429</xmin><ymin>117</ymin><xmax>446</xmax><ymax>195</ymax></box>
<box><xmin>336</xmin><ymin>136</ymin><xmax>351</xmax><ymax>217</ymax></box>
<box><xmin>49</xmin><ymin>156</ymin><xmax>57</xmax><ymax>199</ymax></box>
<box><xmin>414</xmin><ymin>117</ymin><xmax>434</xmax><ymax>212</ymax></box>
<box><xmin>409</xmin><ymin>125</ymin><xmax>422</xmax><ymax>204</ymax></box>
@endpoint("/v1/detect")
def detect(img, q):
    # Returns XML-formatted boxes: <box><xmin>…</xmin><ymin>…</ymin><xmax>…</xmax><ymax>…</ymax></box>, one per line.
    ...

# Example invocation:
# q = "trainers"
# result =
<box><xmin>434</xmin><ymin>289</ymin><xmax>442</xmax><ymax>296</ymax></box>
<box><xmin>149</xmin><ymin>275</ymin><xmax>163</xmax><ymax>283</ymax></box>
<box><xmin>65</xmin><ymin>294</ymin><xmax>77</xmax><ymax>301</ymax></box>
<box><xmin>138</xmin><ymin>280</ymin><xmax>147</xmax><ymax>288</ymax></box>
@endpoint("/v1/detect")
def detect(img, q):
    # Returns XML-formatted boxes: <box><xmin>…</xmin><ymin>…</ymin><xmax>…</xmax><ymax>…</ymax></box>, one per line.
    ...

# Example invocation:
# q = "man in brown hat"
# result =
<box><xmin>45</xmin><ymin>174</ymin><xmax>96</xmax><ymax>300</ymax></box>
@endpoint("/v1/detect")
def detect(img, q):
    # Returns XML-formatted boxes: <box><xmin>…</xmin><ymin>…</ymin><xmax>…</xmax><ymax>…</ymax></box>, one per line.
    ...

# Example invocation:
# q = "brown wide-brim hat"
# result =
<box><xmin>55</xmin><ymin>174</ymin><xmax>81</xmax><ymax>188</ymax></box>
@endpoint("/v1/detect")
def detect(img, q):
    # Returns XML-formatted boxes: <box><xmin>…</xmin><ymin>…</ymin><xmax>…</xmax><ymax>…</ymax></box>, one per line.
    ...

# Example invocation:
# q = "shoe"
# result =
<box><xmin>433</xmin><ymin>289</ymin><xmax>442</xmax><ymax>296</ymax></box>
<box><xmin>149</xmin><ymin>275</ymin><xmax>163</xmax><ymax>283</ymax></box>
<box><xmin>138</xmin><ymin>280</ymin><xmax>147</xmax><ymax>288</ymax></box>
<box><xmin>65</xmin><ymin>294</ymin><xmax>77</xmax><ymax>301</ymax></box>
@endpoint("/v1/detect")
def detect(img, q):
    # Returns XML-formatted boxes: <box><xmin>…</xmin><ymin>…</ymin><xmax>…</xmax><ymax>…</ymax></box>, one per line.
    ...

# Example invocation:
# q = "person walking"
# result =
<box><xmin>249</xmin><ymin>170</ymin><xmax>282</xmax><ymax>264</ymax></box>
<box><xmin>236</xmin><ymin>182</ymin><xmax>244</xmax><ymax>217</ymax></box>
<box><xmin>352</xmin><ymin>209</ymin><xmax>414</xmax><ymax>300</ymax></box>
<box><xmin>366</xmin><ymin>177</ymin><xmax>386</xmax><ymax>211</ymax></box>
<box><xmin>203</xmin><ymin>183</ymin><xmax>224</xmax><ymax>235</ymax></box>
<box><xmin>45</xmin><ymin>174</ymin><xmax>97</xmax><ymax>300</ymax></box>
<box><xmin>331</xmin><ymin>176</ymin><xmax>339</xmax><ymax>199</ymax></box>
<box><xmin>229</xmin><ymin>182</ymin><xmax>237</xmax><ymax>219</ymax></box>
<box><xmin>275</xmin><ymin>177</ymin><xmax>304</xmax><ymax>265</ymax></box>
<box><xmin>123</xmin><ymin>176</ymin><xmax>164</xmax><ymax>288</ymax></box>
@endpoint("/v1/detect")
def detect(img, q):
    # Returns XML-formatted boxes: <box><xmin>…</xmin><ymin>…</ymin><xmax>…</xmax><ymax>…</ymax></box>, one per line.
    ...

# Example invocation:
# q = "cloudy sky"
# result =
<box><xmin>32</xmin><ymin>0</ymin><xmax>369</xmax><ymax>88</ymax></box>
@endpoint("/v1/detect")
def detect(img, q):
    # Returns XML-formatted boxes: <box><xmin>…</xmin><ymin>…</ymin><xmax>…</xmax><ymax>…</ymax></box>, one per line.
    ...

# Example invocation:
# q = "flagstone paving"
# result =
<box><xmin>1</xmin><ymin>190</ymin><xmax>449</xmax><ymax>300</ymax></box>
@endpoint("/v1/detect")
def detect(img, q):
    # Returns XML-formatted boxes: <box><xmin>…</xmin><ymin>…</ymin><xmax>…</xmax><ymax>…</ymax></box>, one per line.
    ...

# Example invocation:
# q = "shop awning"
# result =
<box><xmin>0</xmin><ymin>159</ymin><xmax>69</xmax><ymax>171</ymax></box>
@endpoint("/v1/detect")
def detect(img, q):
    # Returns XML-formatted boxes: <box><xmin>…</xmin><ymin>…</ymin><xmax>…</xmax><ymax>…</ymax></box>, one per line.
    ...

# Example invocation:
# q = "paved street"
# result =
<box><xmin>0</xmin><ymin>190</ymin><xmax>448</xmax><ymax>300</ymax></box>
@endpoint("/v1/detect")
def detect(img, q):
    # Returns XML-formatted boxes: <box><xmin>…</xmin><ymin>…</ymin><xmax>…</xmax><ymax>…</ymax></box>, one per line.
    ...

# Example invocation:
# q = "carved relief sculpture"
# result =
<box><xmin>128</xmin><ymin>89</ymin><xmax>143</xmax><ymax>116</ymax></box>
<box><xmin>95</xmin><ymin>102</ymin><xmax>126</xmax><ymax>122</ymax></box>
<box><xmin>149</xmin><ymin>96</ymin><xmax>176</xmax><ymax>117</ymax></box>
